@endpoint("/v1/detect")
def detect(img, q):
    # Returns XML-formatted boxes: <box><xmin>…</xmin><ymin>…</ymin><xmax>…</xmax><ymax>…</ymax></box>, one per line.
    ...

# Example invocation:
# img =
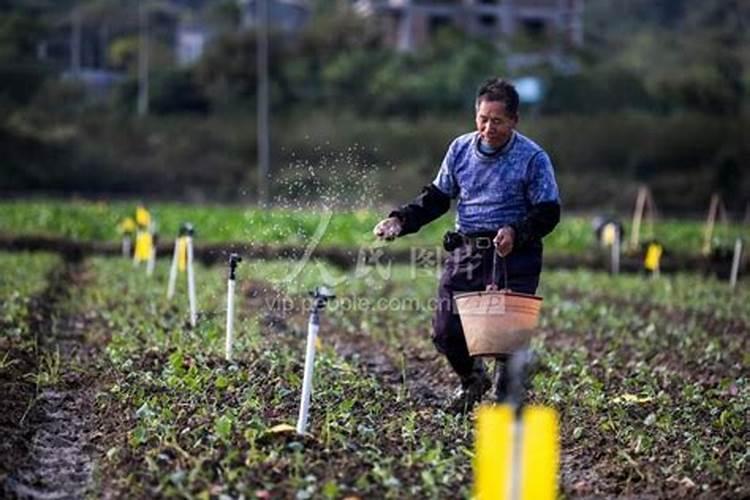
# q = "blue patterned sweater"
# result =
<box><xmin>432</xmin><ymin>131</ymin><xmax>560</xmax><ymax>234</ymax></box>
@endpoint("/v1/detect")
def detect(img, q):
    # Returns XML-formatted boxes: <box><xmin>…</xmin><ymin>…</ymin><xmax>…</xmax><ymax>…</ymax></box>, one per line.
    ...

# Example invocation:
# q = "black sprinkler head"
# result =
<box><xmin>228</xmin><ymin>253</ymin><xmax>242</xmax><ymax>280</ymax></box>
<box><xmin>312</xmin><ymin>286</ymin><xmax>336</xmax><ymax>301</ymax></box>
<box><xmin>180</xmin><ymin>222</ymin><xmax>195</xmax><ymax>237</ymax></box>
<box><xmin>309</xmin><ymin>286</ymin><xmax>336</xmax><ymax>311</ymax></box>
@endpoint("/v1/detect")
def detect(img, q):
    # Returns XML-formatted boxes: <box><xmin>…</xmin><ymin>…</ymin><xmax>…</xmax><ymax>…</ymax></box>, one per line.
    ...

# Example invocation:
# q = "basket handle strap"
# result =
<box><xmin>488</xmin><ymin>250</ymin><xmax>510</xmax><ymax>291</ymax></box>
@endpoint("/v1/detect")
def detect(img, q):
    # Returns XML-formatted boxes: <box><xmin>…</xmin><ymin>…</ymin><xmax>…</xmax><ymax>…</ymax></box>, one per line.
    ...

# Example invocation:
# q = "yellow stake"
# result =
<box><xmin>475</xmin><ymin>405</ymin><xmax>559</xmax><ymax>500</ymax></box>
<box><xmin>601</xmin><ymin>223</ymin><xmax>617</xmax><ymax>246</ymax></box>
<box><xmin>520</xmin><ymin>407</ymin><xmax>559</xmax><ymax>500</ymax></box>
<box><xmin>644</xmin><ymin>243</ymin><xmax>663</xmax><ymax>272</ymax></box>
<box><xmin>135</xmin><ymin>205</ymin><xmax>151</xmax><ymax>227</ymax></box>
<box><xmin>118</xmin><ymin>217</ymin><xmax>136</xmax><ymax>234</ymax></box>
<box><xmin>177</xmin><ymin>236</ymin><xmax>188</xmax><ymax>272</ymax></box>
<box><xmin>134</xmin><ymin>230</ymin><xmax>153</xmax><ymax>263</ymax></box>
<box><xmin>475</xmin><ymin>405</ymin><xmax>514</xmax><ymax>499</ymax></box>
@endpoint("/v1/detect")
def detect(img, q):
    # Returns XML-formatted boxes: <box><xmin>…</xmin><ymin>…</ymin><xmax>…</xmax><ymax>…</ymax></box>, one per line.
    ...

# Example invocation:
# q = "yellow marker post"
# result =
<box><xmin>520</xmin><ymin>407</ymin><xmax>559</xmax><ymax>500</ymax></box>
<box><xmin>177</xmin><ymin>237</ymin><xmax>188</xmax><ymax>272</ymax></box>
<box><xmin>133</xmin><ymin>230</ymin><xmax>153</xmax><ymax>264</ymax></box>
<box><xmin>133</xmin><ymin>206</ymin><xmax>154</xmax><ymax>269</ymax></box>
<box><xmin>476</xmin><ymin>405</ymin><xmax>514</xmax><ymax>499</ymax></box>
<box><xmin>135</xmin><ymin>205</ymin><xmax>151</xmax><ymax>228</ymax></box>
<box><xmin>601</xmin><ymin>223</ymin><xmax>617</xmax><ymax>246</ymax></box>
<box><xmin>644</xmin><ymin>242</ymin><xmax>663</xmax><ymax>277</ymax></box>
<box><xmin>118</xmin><ymin>217</ymin><xmax>137</xmax><ymax>234</ymax></box>
<box><xmin>475</xmin><ymin>405</ymin><xmax>559</xmax><ymax>500</ymax></box>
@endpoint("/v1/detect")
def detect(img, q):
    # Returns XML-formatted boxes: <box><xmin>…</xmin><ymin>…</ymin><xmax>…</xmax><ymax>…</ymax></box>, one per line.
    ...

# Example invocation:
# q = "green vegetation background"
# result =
<box><xmin>1</xmin><ymin>200</ymin><xmax>746</xmax><ymax>256</ymax></box>
<box><xmin>0</xmin><ymin>0</ymin><xmax>748</xmax><ymax>213</ymax></box>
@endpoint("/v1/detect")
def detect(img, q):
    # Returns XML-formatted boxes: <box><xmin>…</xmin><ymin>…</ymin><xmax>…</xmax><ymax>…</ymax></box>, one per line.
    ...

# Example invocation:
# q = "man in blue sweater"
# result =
<box><xmin>373</xmin><ymin>77</ymin><xmax>561</xmax><ymax>413</ymax></box>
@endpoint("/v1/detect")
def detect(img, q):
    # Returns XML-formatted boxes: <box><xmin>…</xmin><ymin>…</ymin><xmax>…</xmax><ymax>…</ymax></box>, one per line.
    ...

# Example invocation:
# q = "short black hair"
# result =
<box><xmin>476</xmin><ymin>78</ymin><xmax>519</xmax><ymax>117</ymax></box>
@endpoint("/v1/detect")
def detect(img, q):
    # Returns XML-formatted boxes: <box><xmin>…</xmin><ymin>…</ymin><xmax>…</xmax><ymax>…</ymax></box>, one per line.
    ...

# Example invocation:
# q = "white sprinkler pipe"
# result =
<box><xmin>296</xmin><ymin>287</ymin><xmax>335</xmax><ymax>436</ymax></box>
<box><xmin>296</xmin><ymin>310</ymin><xmax>319</xmax><ymax>435</ymax></box>
<box><xmin>146</xmin><ymin>243</ymin><xmax>156</xmax><ymax>276</ymax></box>
<box><xmin>225</xmin><ymin>279</ymin><xmax>235</xmax><ymax>360</ymax></box>
<box><xmin>122</xmin><ymin>236</ymin><xmax>131</xmax><ymax>258</ymax></box>
<box><xmin>187</xmin><ymin>236</ymin><xmax>197</xmax><ymax>327</ymax></box>
<box><xmin>167</xmin><ymin>237</ymin><xmax>179</xmax><ymax>299</ymax></box>
<box><xmin>730</xmin><ymin>238</ymin><xmax>743</xmax><ymax>290</ymax></box>
<box><xmin>611</xmin><ymin>229</ymin><xmax>620</xmax><ymax>275</ymax></box>
<box><xmin>225</xmin><ymin>254</ymin><xmax>242</xmax><ymax>361</ymax></box>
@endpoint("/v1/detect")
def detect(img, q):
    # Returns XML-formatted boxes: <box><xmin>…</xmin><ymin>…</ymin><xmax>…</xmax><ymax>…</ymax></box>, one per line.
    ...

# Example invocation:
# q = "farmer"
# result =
<box><xmin>373</xmin><ymin>78</ymin><xmax>560</xmax><ymax>413</ymax></box>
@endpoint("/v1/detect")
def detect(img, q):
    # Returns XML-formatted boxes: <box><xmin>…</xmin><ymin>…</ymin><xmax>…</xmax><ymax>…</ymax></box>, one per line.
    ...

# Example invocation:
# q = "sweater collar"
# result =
<box><xmin>473</xmin><ymin>131</ymin><xmax>516</xmax><ymax>160</ymax></box>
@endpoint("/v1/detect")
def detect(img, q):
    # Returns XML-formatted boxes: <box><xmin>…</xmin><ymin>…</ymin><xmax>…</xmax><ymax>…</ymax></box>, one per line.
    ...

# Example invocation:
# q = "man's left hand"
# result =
<box><xmin>494</xmin><ymin>226</ymin><xmax>515</xmax><ymax>257</ymax></box>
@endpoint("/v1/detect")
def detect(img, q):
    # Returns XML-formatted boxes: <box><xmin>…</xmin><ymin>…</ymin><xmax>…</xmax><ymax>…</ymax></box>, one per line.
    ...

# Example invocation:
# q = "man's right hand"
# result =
<box><xmin>373</xmin><ymin>217</ymin><xmax>402</xmax><ymax>241</ymax></box>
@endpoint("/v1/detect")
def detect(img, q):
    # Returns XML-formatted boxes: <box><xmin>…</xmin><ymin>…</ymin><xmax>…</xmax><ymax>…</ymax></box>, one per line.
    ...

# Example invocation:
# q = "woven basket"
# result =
<box><xmin>454</xmin><ymin>290</ymin><xmax>542</xmax><ymax>356</ymax></box>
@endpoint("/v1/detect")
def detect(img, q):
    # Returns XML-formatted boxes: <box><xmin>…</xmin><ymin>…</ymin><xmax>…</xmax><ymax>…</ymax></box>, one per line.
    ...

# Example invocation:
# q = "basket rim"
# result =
<box><xmin>453</xmin><ymin>290</ymin><xmax>543</xmax><ymax>301</ymax></box>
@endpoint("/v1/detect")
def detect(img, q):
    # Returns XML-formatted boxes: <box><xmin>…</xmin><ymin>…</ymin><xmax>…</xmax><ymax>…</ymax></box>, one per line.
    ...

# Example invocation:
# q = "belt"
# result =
<box><xmin>462</xmin><ymin>232</ymin><xmax>497</xmax><ymax>251</ymax></box>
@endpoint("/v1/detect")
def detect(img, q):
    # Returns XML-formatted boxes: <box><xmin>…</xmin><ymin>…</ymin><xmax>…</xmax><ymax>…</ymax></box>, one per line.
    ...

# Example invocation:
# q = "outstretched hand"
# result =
<box><xmin>373</xmin><ymin>217</ymin><xmax>402</xmax><ymax>241</ymax></box>
<box><xmin>493</xmin><ymin>226</ymin><xmax>515</xmax><ymax>257</ymax></box>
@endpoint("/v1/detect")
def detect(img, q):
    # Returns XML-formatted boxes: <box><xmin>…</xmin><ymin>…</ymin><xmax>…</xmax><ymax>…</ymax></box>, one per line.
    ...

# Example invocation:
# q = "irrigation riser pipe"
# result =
<box><xmin>146</xmin><ymin>244</ymin><xmax>156</xmax><ymax>277</ymax></box>
<box><xmin>296</xmin><ymin>308</ymin><xmax>319</xmax><ymax>436</ymax></box>
<box><xmin>730</xmin><ymin>238</ymin><xmax>743</xmax><ymax>290</ymax></box>
<box><xmin>121</xmin><ymin>236</ymin><xmax>131</xmax><ymax>258</ymax></box>
<box><xmin>296</xmin><ymin>287</ymin><xmax>335</xmax><ymax>436</ymax></box>
<box><xmin>167</xmin><ymin>238</ymin><xmax>180</xmax><ymax>300</ymax></box>
<box><xmin>187</xmin><ymin>236</ymin><xmax>197</xmax><ymax>328</ymax></box>
<box><xmin>225</xmin><ymin>253</ymin><xmax>242</xmax><ymax>362</ymax></box>
<box><xmin>611</xmin><ymin>231</ymin><xmax>621</xmax><ymax>275</ymax></box>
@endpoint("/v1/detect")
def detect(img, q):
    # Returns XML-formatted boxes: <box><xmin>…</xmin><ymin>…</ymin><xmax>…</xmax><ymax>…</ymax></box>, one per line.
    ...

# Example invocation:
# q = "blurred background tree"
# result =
<box><xmin>0</xmin><ymin>0</ymin><xmax>747</xmax><ymax>213</ymax></box>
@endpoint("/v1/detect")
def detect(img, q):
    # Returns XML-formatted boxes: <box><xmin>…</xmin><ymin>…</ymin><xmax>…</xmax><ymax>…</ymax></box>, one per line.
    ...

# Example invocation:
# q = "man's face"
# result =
<box><xmin>475</xmin><ymin>99</ymin><xmax>517</xmax><ymax>149</ymax></box>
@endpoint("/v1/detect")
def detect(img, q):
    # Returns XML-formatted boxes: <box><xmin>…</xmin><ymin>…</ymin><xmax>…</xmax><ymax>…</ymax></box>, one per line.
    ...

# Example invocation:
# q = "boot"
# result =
<box><xmin>447</xmin><ymin>359</ymin><xmax>492</xmax><ymax>414</ymax></box>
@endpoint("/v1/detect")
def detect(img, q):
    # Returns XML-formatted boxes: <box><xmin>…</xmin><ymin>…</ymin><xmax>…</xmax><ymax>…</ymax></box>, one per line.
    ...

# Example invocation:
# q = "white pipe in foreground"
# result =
<box><xmin>187</xmin><ymin>236</ymin><xmax>197</xmax><ymax>327</ymax></box>
<box><xmin>296</xmin><ymin>312</ymin><xmax>319</xmax><ymax>435</ymax></box>
<box><xmin>295</xmin><ymin>287</ymin><xmax>334</xmax><ymax>436</ymax></box>
<box><xmin>730</xmin><ymin>238</ymin><xmax>743</xmax><ymax>290</ymax></box>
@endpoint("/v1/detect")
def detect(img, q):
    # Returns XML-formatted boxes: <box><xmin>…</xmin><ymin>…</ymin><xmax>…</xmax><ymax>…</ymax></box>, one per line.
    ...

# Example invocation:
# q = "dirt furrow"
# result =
<box><xmin>3</xmin><ymin>263</ymin><xmax>95</xmax><ymax>500</ymax></box>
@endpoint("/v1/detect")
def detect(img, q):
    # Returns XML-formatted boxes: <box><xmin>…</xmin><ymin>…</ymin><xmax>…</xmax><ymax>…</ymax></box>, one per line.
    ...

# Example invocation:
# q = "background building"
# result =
<box><xmin>354</xmin><ymin>0</ymin><xmax>584</xmax><ymax>52</ymax></box>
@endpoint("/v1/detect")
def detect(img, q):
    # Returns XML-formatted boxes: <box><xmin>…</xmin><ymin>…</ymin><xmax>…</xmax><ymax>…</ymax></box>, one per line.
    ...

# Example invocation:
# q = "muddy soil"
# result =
<box><xmin>251</xmin><ymin>280</ymin><xmax>459</xmax><ymax>407</ymax></box>
<box><xmin>265</xmin><ymin>282</ymin><xmax>749</xmax><ymax>498</ymax></box>
<box><xmin>538</xmin><ymin>292</ymin><xmax>749</xmax><ymax>499</ymax></box>
<box><xmin>42</xmin><ymin>270</ymin><xmax>746</xmax><ymax>498</ymax></box>
<box><xmin>2</xmin><ymin>261</ymin><xmax>97</xmax><ymax>500</ymax></box>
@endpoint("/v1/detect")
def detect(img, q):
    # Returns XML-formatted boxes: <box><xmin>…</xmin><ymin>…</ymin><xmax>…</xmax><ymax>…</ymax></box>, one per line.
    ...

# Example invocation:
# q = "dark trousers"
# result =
<box><xmin>432</xmin><ymin>244</ymin><xmax>542</xmax><ymax>379</ymax></box>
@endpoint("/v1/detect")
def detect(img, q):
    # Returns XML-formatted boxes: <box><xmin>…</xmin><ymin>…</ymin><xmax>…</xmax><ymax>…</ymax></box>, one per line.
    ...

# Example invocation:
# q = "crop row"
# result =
<box><xmin>1</xmin><ymin>200</ymin><xmax>746</xmax><ymax>255</ymax></box>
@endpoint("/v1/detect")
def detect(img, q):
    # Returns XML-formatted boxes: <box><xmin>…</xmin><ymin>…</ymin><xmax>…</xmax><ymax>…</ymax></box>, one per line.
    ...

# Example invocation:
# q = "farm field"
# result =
<box><xmin>1</xmin><ymin>199</ymin><xmax>747</xmax><ymax>257</ymax></box>
<box><xmin>3</xmin><ymin>1</ymin><xmax>749</xmax><ymax>498</ymax></box>
<box><xmin>1</xmin><ymin>250</ymin><xmax>747</xmax><ymax>498</ymax></box>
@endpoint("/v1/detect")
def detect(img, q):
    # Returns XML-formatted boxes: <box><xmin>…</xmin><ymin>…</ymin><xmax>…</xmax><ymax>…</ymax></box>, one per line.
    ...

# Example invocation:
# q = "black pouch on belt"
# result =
<box><xmin>443</xmin><ymin>231</ymin><xmax>465</xmax><ymax>252</ymax></box>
